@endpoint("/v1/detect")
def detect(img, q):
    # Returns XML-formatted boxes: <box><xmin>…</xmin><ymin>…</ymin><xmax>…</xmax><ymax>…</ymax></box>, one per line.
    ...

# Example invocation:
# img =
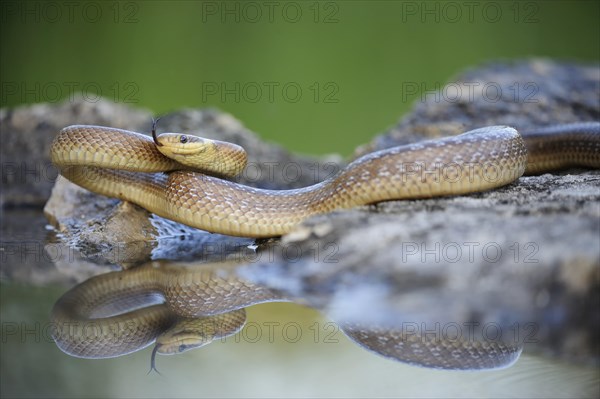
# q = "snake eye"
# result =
<box><xmin>178</xmin><ymin>344</ymin><xmax>187</xmax><ymax>352</ymax></box>
<box><xmin>179</xmin><ymin>135</ymin><xmax>188</xmax><ymax>144</ymax></box>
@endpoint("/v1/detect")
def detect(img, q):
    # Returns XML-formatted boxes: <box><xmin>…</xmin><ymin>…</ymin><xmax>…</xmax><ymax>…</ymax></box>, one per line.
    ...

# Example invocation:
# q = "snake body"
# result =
<box><xmin>520</xmin><ymin>122</ymin><xmax>600</xmax><ymax>174</ymax></box>
<box><xmin>51</xmin><ymin>123</ymin><xmax>600</xmax><ymax>237</ymax></box>
<box><xmin>52</xmin><ymin>125</ymin><xmax>531</xmax><ymax>237</ymax></box>
<box><xmin>50</xmin><ymin>122</ymin><xmax>600</xmax><ymax>369</ymax></box>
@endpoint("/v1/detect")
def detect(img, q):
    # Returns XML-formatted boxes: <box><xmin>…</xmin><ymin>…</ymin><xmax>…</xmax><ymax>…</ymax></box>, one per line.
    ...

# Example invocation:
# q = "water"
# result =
<box><xmin>1</xmin><ymin>209</ymin><xmax>598</xmax><ymax>398</ymax></box>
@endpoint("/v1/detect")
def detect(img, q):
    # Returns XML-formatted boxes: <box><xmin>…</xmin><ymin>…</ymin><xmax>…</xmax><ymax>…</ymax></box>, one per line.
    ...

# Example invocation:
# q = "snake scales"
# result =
<box><xmin>50</xmin><ymin>122</ymin><xmax>600</xmax><ymax>370</ymax></box>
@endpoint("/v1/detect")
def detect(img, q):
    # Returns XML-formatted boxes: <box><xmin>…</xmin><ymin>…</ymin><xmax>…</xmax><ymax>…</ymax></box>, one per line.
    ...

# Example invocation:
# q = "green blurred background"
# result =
<box><xmin>2</xmin><ymin>0</ymin><xmax>598</xmax><ymax>156</ymax></box>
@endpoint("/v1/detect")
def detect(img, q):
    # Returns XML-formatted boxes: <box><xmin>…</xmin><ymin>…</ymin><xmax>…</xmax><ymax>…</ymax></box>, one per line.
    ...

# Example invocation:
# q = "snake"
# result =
<box><xmin>49</xmin><ymin>122</ymin><xmax>600</xmax><ymax>370</ymax></box>
<box><xmin>50</xmin><ymin>122</ymin><xmax>599</xmax><ymax>238</ymax></box>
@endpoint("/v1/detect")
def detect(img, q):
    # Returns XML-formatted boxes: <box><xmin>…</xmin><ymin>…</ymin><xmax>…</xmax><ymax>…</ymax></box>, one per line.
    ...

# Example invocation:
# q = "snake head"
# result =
<box><xmin>149</xmin><ymin>324</ymin><xmax>214</xmax><ymax>374</ymax></box>
<box><xmin>155</xmin><ymin>328</ymin><xmax>213</xmax><ymax>354</ymax></box>
<box><xmin>154</xmin><ymin>133</ymin><xmax>205</xmax><ymax>151</ymax></box>
<box><xmin>155</xmin><ymin>321</ymin><xmax>214</xmax><ymax>349</ymax></box>
<box><xmin>151</xmin><ymin>124</ymin><xmax>247</xmax><ymax>175</ymax></box>
<box><xmin>153</xmin><ymin>132</ymin><xmax>246</xmax><ymax>176</ymax></box>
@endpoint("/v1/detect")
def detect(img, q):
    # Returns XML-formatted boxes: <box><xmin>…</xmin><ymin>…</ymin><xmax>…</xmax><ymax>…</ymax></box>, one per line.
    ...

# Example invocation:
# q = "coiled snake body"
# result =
<box><xmin>50</xmin><ymin>122</ymin><xmax>600</xmax><ymax>370</ymax></box>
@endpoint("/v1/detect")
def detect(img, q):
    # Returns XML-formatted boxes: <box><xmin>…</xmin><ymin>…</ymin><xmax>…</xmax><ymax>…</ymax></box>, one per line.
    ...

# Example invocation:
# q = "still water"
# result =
<box><xmin>1</xmin><ymin>209</ymin><xmax>598</xmax><ymax>398</ymax></box>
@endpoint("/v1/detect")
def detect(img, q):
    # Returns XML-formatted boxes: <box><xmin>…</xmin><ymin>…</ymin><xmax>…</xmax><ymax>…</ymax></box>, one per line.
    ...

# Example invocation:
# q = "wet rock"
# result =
<box><xmin>43</xmin><ymin>175</ymin><xmax>255</xmax><ymax>269</ymax></box>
